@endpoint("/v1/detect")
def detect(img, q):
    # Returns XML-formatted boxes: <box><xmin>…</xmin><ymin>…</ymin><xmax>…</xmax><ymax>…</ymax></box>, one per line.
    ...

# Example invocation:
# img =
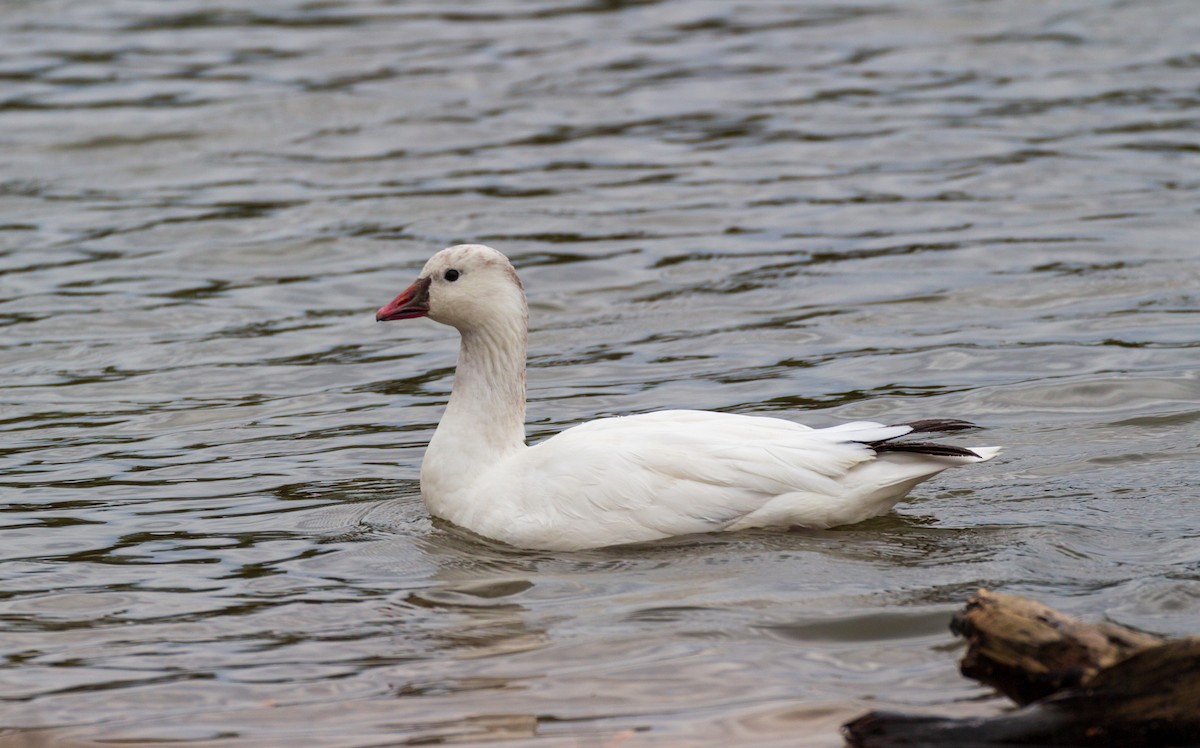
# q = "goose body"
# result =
<box><xmin>377</xmin><ymin>244</ymin><xmax>999</xmax><ymax>551</ymax></box>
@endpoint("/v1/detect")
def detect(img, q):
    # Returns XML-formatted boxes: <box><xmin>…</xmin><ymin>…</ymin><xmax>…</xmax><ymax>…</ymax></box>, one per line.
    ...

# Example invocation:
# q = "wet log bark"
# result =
<box><xmin>843</xmin><ymin>589</ymin><xmax>1200</xmax><ymax>747</ymax></box>
<box><xmin>950</xmin><ymin>588</ymin><xmax>1163</xmax><ymax>706</ymax></box>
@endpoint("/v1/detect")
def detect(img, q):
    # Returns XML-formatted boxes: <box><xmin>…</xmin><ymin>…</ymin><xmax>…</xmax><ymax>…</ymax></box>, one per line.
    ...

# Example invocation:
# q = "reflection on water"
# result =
<box><xmin>3</xmin><ymin>0</ymin><xmax>1200</xmax><ymax>744</ymax></box>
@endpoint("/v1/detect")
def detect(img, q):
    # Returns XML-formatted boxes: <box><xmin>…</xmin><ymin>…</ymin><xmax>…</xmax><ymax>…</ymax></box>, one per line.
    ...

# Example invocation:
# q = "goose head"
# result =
<box><xmin>375</xmin><ymin>244</ymin><xmax>526</xmax><ymax>332</ymax></box>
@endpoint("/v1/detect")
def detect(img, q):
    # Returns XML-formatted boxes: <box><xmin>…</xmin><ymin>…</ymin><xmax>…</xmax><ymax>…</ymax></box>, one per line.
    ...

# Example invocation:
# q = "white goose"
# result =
<box><xmin>376</xmin><ymin>244</ymin><xmax>1000</xmax><ymax>551</ymax></box>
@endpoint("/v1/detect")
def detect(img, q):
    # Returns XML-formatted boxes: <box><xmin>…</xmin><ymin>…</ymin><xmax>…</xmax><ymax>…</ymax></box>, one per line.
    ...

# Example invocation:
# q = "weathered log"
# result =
<box><xmin>842</xmin><ymin>589</ymin><xmax>1200</xmax><ymax>747</ymax></box>
<box><xmin>950</xmin><ymin>588</ymin><xmax>1163</xmax><ymax>705</ymax></box>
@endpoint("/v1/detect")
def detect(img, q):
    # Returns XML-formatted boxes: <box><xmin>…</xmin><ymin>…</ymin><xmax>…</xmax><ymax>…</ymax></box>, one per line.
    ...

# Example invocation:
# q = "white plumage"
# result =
<box><xmin>376</xmin><ymin>244</ymin><xmax>1000</xmax><ymax>551</ymax></box>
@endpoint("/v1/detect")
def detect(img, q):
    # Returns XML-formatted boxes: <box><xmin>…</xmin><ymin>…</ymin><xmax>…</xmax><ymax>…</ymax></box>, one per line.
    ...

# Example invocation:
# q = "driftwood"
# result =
<box><xmin>951</xmin><ymin>589</ymin><xmax>1164</xmax><ymax>706</ymax></box>
<box><xmin>843</xmin><ymin>589</ymin><xmax>1200</xmax><ymax>747</ymax></box>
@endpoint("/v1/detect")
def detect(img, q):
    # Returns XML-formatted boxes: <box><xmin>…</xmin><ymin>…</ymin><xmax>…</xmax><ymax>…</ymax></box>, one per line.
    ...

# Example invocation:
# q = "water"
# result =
<box><xmin>3</xmin><ymin>0</ymin><xmax>1199</xmax><ymax>744</ymax></box>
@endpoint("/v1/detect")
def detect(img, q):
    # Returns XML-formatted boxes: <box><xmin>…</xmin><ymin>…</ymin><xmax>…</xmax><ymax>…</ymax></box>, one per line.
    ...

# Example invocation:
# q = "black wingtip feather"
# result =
<box><xmin>892</xmin><ymin>419</ymin><xmax>980</xmax><ymax>434</ymax></box>
<box><xmin>871</xmin><ymin>441</ymin><xmax>981</xmax><ymax>458</ymax></box>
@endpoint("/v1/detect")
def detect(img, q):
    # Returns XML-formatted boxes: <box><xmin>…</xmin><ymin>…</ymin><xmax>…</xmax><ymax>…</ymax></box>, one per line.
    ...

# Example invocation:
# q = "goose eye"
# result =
<box><xmin>444</xmin><ymin>269</ymin><xmax>460</xmax><ymax>282</ymax></box>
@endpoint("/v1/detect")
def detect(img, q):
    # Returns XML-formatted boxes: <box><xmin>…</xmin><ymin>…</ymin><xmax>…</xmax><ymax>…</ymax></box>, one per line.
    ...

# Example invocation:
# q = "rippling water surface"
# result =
<box><xmin>3</xmin><ymin>0</ymin><xmax>1200</xmax><ymax>745</ymax></box>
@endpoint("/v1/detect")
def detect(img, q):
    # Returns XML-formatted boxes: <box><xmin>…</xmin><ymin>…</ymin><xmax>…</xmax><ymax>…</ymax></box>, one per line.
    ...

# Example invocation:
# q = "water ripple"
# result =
<box><xmin>2</xmin><ymin>0</ymin><xmax>1199</xmax><ymax>744</ymax></box>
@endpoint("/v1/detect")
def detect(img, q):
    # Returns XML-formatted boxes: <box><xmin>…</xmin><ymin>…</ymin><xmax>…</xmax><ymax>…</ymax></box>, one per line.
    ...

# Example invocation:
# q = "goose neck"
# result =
<box><xmin>439</xmin><ymin>317</ymin><xmax>528</xmax><ymax>456</ymax></box>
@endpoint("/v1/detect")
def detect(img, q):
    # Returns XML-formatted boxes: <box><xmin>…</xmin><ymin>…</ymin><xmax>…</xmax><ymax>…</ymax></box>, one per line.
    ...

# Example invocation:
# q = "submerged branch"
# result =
<box><xmin>843</xmin><ymin>588</ymin><xmax>1200</xmax><ymax>747</ymax></box>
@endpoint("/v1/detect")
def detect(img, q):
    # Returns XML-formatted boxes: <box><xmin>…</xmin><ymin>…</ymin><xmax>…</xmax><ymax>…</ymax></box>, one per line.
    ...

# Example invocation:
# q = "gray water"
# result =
<box><xmin>3</xmin><ymin>0</ymin><xmax>1200</xmax><ymax>745</ymax></box>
